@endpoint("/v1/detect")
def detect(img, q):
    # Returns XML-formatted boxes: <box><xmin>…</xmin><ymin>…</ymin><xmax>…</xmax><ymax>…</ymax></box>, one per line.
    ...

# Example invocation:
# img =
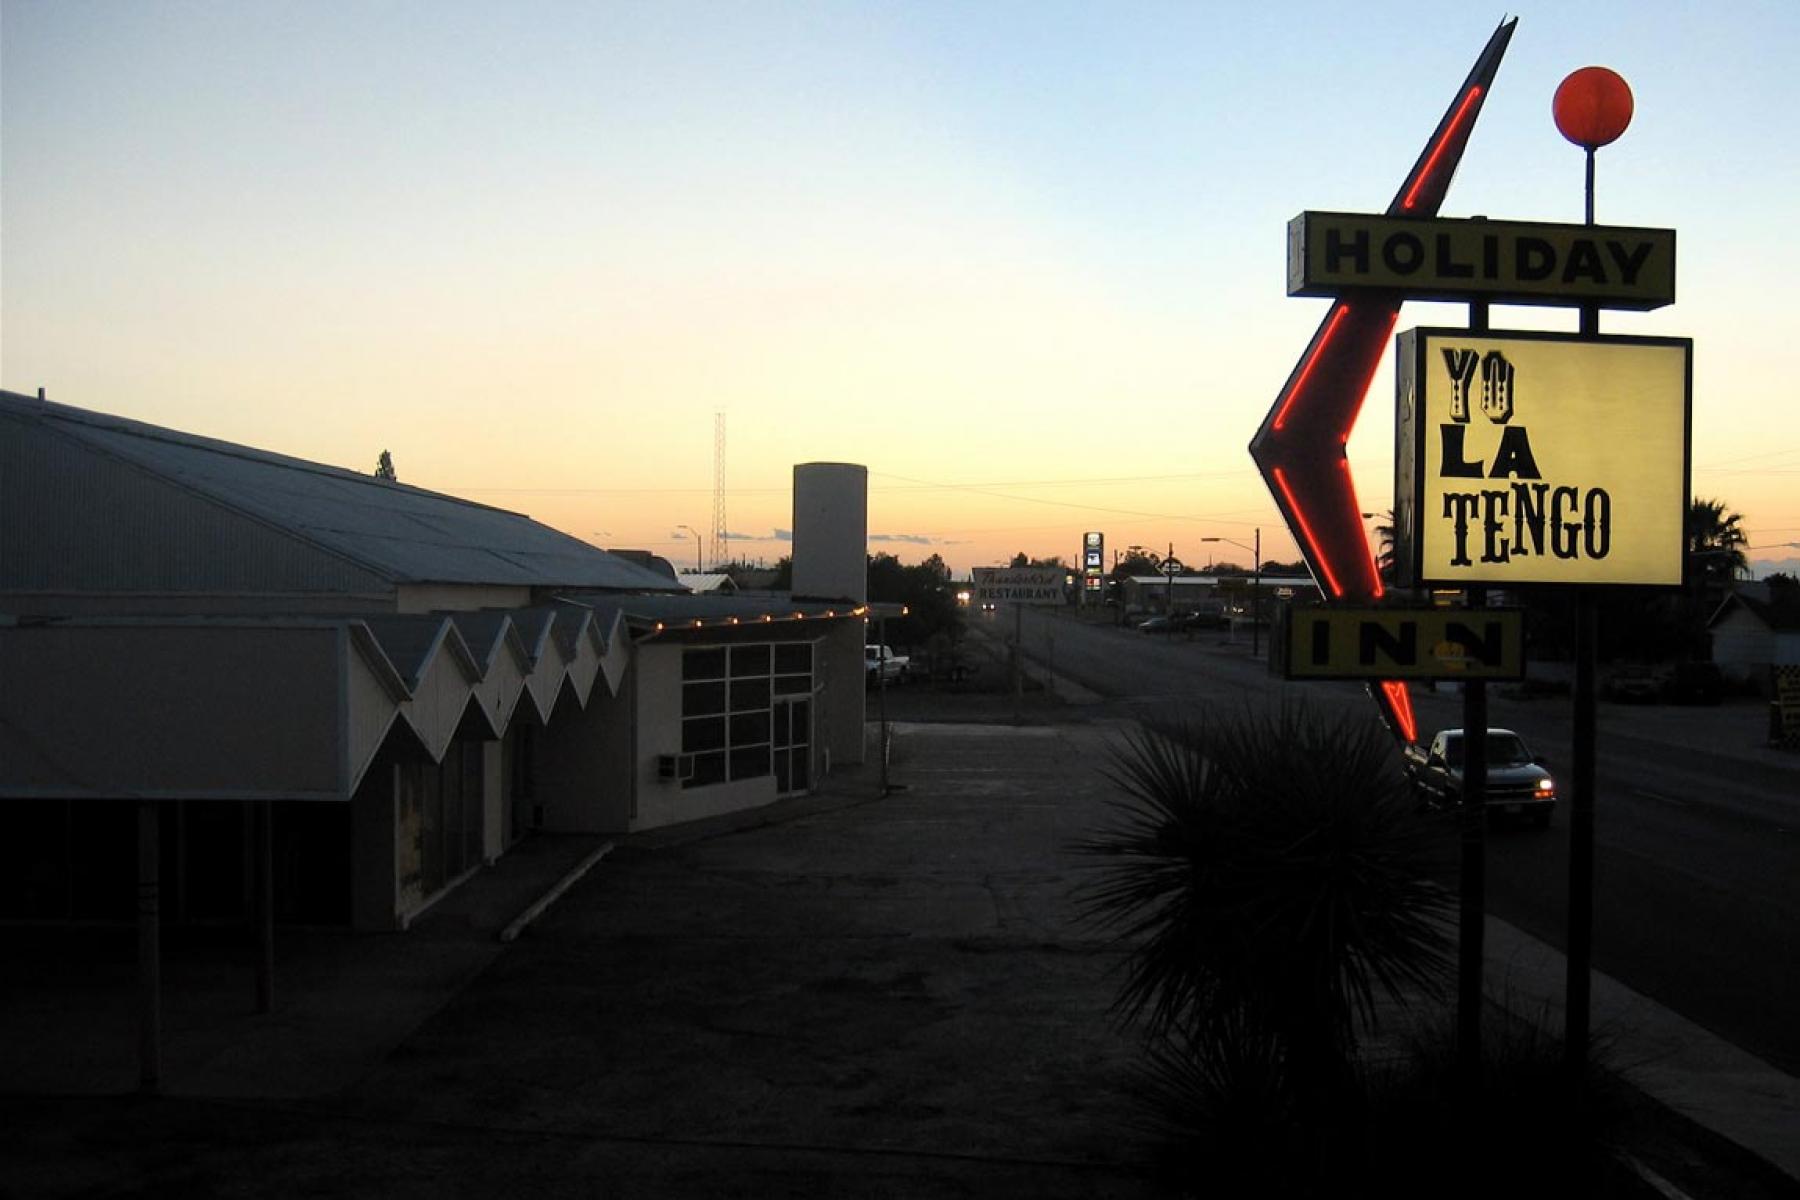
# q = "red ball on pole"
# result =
<box><xmin>1554</xmin><ymin>66</ymin><xmax>1633</xmax><ymax>148</ymax></box>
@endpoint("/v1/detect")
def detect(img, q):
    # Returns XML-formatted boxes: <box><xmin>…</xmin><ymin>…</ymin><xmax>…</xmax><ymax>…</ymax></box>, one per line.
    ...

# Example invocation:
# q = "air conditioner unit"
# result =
<box><xmin>656</xmin><ymin>753</ymin><xmax>696</xmax><ymax>783</ymax></box>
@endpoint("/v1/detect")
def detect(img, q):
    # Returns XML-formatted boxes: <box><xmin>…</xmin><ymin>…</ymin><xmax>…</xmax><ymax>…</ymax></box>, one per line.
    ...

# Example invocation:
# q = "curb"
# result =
<box><xmin>497</xmin><ymin>841</ymin><xmax>614</xmax><ymax>942</ymax></box>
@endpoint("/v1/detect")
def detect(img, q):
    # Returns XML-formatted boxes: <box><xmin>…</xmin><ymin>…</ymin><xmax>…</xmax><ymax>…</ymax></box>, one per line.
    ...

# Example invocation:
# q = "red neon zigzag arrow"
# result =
<box><xmin>1249</xmin><ymin>19</ymin><xmax>1516</xmax><ymax>744</ymax></box>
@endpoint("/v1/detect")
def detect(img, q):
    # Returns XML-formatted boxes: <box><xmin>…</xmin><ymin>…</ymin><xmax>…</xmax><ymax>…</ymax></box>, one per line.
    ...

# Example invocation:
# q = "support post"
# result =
<box><xmin>1455</xmin><ymin>296</ymin><xmax>1493</xmax><ymax>1085</ymax></box>
<box><xmin>1011</xmin><ymin>603</ymin><xmax>1023</xmax><ymax>725</ymax></box>
<box><xmin>877</xmin><ymin>614</ymin><xmax>890</xmax><ymax>796</ymax></box>
<box><xmin>254</xmin><ymin>800</ymin><xmax>274</xmax><ymax>1013</ymax></box>
<box><xmin>137</xmin><ymin>800</ymin><xmax>162</xmax><ymax>1094</ymax></box>
<box><xmin>1457</xmin><ymin>584</ymin><xmax>1489</xmax><ymax>1086</ymax></box>
<box><xmin>1566</xmin><ymin>591</ymin><xmax>1598</xmax><ymax>1079</ymax></box>
<box><xmin>1251</xmin><ymin>528</ymin><xmax>1261</xmax><ymax>659</ymax></box>
<box><xmin>1568</xmin><ymin>173</ymin><xmax>1599</xmax><ymax>1078</ymax></box>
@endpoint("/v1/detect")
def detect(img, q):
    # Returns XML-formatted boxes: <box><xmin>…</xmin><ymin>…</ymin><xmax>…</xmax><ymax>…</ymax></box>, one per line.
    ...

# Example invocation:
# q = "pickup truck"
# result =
<box><xmin>865</xmin><ymin>644</ymin><xmax>910</xmax><ymax>685</ymax></box>
<box><xmin>1403</xmin><ymin>728</ymin><xmax>1556</xmax><ymax>829</ymax></box>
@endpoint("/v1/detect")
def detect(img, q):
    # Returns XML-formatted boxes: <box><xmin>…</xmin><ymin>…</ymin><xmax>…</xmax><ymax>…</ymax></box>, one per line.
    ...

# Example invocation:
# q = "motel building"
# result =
<box><xmin>0</xmin><ymin>392</ymin><xmax>872</xmax><ymax>956</ymax></box>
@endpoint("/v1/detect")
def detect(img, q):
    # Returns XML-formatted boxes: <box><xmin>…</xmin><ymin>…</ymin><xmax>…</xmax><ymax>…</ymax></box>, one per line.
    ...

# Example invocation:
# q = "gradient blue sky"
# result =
<box><xmin>5</xmin><ymin>1</ymin><xmax>1797</xmax><ymax>577</ymax></box>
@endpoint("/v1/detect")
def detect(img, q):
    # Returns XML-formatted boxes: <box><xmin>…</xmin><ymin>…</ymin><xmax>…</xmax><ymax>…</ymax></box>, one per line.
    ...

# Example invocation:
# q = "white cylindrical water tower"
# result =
<box><xmin>791</xmin><ymin>463</ymin><xmax>867</xmax><ymax>602</ymax></box>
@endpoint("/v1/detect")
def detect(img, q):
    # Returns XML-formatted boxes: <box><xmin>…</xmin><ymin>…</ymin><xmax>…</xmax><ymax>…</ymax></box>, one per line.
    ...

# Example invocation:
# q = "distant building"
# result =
<box><xmin>1709</xmin><ymin>585</ymin><xmax>1800</xmax><ymax>693</ymax></box>
<box><xmin>0</xmin><ymin>392</ymin><xmax>868</xmax><ymax>933</ymax></box>
<box><xmin>1119</xmin><ymin>573</ymin><xmax>1320</xmax><ymax>616</ymax></box>
<box><xmin>679</xmin><ymin>572</ymin><xmax>739</xmax><ymax>594</ymax></box>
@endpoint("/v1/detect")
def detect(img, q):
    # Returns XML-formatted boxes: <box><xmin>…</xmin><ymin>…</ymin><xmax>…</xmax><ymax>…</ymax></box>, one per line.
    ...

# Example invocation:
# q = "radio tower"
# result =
<box><xmin>709</xmin><ymin>411</ymin><xmax>728</xmax><ymax>571</ymax></box>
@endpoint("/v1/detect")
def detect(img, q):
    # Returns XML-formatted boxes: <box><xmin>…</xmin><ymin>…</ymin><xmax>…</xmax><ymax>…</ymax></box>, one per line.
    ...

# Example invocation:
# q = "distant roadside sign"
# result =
<box><xmin>1275</xmin><ymin>606</ymin><xmax>1525</xmax><ymax>681</ymax></box>
<box><xmin>972</xmin><ymin>567</ymin><xmax>1065</xmax><ymax>606</ymax></box>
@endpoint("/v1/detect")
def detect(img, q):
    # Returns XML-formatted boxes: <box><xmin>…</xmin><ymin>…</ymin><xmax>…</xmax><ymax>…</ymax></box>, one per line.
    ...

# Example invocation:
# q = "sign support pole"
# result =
<box><xmin>1457</xmin><ymin>583</ymin><xmax>1489</xmax><ymax>1085</ymax></box>
<box><xmin>1012</xmin><ymin>602</ymin><xmax>1023</xmax><ymax>726</ymax></box>
<box><xmin>1567</xmin><ymin>592</ymin><xmax>1597</xmax><ymax>1079</ymax></box>
<box><xmin>1566</xmin><ymin>143</ymin><xmax>1602</xmax><ymax>1084</ymax></box>
<box><xmin>1456</xmin><ymin>296</ymin><xmax>1491</xmax><ymax>1086</ymax></box>
<box><xmin>877</xmin><ymin>613</ymin><xmax>890</xmax><ymax>796</ymax></box>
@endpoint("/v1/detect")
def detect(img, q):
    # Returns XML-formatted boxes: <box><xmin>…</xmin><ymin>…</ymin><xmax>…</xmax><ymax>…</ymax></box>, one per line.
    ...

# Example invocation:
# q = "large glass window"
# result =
<box><xmin>680</xmin><ymin>641</ymin><xmax>813</xmax><ymax>790</ymax></box>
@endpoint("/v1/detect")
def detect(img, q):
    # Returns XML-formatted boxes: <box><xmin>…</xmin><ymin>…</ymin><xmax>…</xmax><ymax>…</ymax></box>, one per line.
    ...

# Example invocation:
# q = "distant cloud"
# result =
<box><xmin>1751</xmin><ymin>556</ymin><xmax>1799</xmax><ymax>579</ymax></box>
<box><xmin>871</xmin><ymin>533</ymin><xmax>936</xmax><ymax>546</ymax></box>
<box><xmin>721</xmin><ymin>530</ymin><xmax>771</xmax><ymax>541</ymax></box>
<box><xmin>772</xmin><ymin>528</ymin><xmax>793</xmax><ymax>542</ymax></box>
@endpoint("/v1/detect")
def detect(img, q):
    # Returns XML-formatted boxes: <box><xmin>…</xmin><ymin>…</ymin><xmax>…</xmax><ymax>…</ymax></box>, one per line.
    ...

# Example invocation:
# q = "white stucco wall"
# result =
<box><xmin>792</xmin><ymin>463</ymin><xmax>867</xmax><ymax>603</ymax></box>
<box><xmin>1712</xmin><ymin>608</ymin><xmax>1774</xmax><ymax>684</ymax></box>
<box><xmin>534</xmin><ymin>661</ymin><xmax>636</xmax><ymax>834</ymax></box>
<box><xmin>819</xmin><ymin>620</ymin><xmax>866</xmax><ymax>768</ymax></box>
<box><xmin>631</xmin><ymin>642</ymin><xmax>781</xmax><ymax>831</ymax></box>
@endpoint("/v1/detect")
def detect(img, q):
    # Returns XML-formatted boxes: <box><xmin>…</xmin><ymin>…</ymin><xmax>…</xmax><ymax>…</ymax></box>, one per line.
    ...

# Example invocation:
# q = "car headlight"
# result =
<box><xmin>1534</xmin><ymin>779</ymin><xmax>1555</xmax><ymax>799</ymax></box>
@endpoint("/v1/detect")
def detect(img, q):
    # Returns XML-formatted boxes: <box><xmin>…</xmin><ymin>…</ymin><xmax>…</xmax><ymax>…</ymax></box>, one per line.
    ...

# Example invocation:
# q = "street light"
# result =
<box><xmin>674</xmin><ymin>524</ymin><xmax>704</xmax><ymax>573</ymax></box>
<box><xmin>1201</xmin><ymin>528</ymin><xmax>1261</xmax><ymax>658</ymax></box>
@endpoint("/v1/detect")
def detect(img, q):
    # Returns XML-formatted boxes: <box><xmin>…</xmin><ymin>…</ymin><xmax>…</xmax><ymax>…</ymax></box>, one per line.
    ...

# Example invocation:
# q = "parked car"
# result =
<box><xmin>1403</xmin><ymin>727</ymin><xmax>1556</xmax><ymax>829</ymax></box>
<box><xmin>1602</xmin><ymin>661</ymin><xmax>1725</xmax><ymax>705</ymax></box>
<box><xmin>1136</xmin><ymin>615</ymin><xmax>1176</xmax><ymax>633</ymax></box>
<box><xmin>1177</xmin><ymin>609</ymin><xmax>1228</xmax><ymax>631</ymax></box>
<box><xmin>1602</xmin><ymin>663</ymin><xmax>1667</xmax><ymax>704</ymax></box>
<box><xmin>865</xmin><ymin>644</ymin><xmax>910</xmax><ymax>685</ymax></box>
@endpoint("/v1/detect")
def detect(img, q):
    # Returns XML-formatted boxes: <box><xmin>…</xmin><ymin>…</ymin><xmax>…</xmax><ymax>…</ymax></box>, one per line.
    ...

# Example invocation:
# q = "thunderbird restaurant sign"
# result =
<box><xmin>1396</xmin><ymin>328</ymin><xmax>1691</xmax><ymax>588</ymax></box>
<box><xmin>972</xmin><ymin>566</ymin><xmax>1065</xmax><ymax>606</ymax></box>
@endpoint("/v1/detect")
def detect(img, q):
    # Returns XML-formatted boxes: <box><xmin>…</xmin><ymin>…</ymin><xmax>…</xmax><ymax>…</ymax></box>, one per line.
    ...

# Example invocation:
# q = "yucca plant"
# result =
<box><xmin>1077</xmin><ymin>702</ymin><xmax>1456</xmax><ymax>1154</ymax></box>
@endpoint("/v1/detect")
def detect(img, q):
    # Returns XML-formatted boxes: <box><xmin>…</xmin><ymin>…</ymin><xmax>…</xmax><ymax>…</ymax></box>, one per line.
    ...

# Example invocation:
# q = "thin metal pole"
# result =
<box><xmin>1011</xmin><ymin>603</ymin><xmax>1023</xmax><ymax>725</ymax></box>
<box><xmin>1166</xmin><ymin>541</ymin><xmax>1175</xmax><ymax>622</ymax></box>
<box><xmin>1456</xmin><ymin>297</ymin><xmax>1492</xmax><ymax>1085</ymax></box>
<box><xmin>1251</xmin><ymin>528</ymin><xmax>1260</xmax><ymax>659</ymax></box>
<box><xmin>1567</xmin><ymin>144</ymin><xmax>1599</xmax><ymax>1079</ymax></box>
<box><xmin>137</xmin><ymin>801</ymin><xmax>162</xmax><ymax>1093</ymax></box>
<box><xmin>1457</xmin><ymin>585</ymin><xmax>1489</xmax><ymax>1085</ymax></box>
<box><xmin>254</xmin><ymin>800</ymin><xmax>274</xmax><ymax>1013</ymax></box>
<box><xmin>1584</xmin><ymin>146</ymin><xmax>1596</xmax><ymax>226</ymax></box>
<box><xmin>1566</xmin><ymin>593</ymin><xmax>1598</xmax><ymax>1077</ymax></box>
<box><xmin>877</xmin><ymin>615</ymin><xmax>889</xmax><ymax>795</ymax></box>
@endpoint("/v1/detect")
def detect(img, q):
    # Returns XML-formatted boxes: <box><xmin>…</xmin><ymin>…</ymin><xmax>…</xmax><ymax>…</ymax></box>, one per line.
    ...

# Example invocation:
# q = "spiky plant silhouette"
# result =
<box><xmin>1077</xmin><ymin>701</ymin><xmax>1456</xmax><ymax>1161</ymax></box>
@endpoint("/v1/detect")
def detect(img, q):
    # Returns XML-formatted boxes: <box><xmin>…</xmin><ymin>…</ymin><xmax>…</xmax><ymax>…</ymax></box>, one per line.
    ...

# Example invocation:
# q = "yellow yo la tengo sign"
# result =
<box><xmin>1395</xmin><ymin>328</ymin><xmax>1692</xmax><ymax>588</ymax></box>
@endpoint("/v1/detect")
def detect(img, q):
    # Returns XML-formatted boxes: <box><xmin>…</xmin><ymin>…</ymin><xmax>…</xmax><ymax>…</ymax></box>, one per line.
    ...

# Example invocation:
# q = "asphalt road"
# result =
<box><xmin>1000</xmin><ymin>606</ymin><xmax>1800</xmax><ymax>1077</ymax></box>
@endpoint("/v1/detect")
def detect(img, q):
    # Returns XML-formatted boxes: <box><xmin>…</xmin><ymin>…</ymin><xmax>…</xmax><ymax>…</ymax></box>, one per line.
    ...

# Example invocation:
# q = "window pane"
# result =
<box><xmin>790</xmin><ymin>699</ymin><xmax>810</xmax><ymax>747</ymax></box>
<box><xmin>731</xmin><ymin>644</ymin><xmax>771</xmax><ymax>676</ymax></box>
<box><xmin>683</xmin><ymin>717</ymin><xmax>725</xmax><ymax>753</ymax></box>
<box><xmin>684</xmin><ymin>751</ymin><xmax>727</xmax><ymax>789</ymax></box>
<box><xmin>773</xmin><ymin>674</ymin><xmax>811</xmax><ymax>696</ymax></box>
<box><xmin>774</xmin><ymin>643</ymin><xmax>812</xmax><ymax>674</ymax></box>
<box><xmin>683</xmin><ymin>647</ymin><xmax>727</xmax><ymax>681</ymax></box>
<box><xmin>730</xmin><ymin>711</ymin><xmax>771</xmax><ymax>747</ymax></box>
<box><xmin>683</xmin><ymin>680</ymin><xmax>726</xmax><ymax>716</ymax></box>
<box><xmin>730</xmin><ymin>678</ymin><xmax>770</xmax><ymax>712</ymax></box>
<box><xmin>730</xmin><ymin>745</ymin><xmax>771</xmax><ymax>781</ymax></box>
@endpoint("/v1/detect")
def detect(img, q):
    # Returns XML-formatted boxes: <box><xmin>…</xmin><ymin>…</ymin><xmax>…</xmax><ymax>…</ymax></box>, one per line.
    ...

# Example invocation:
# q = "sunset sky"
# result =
<box><xmin>5</xmin><ymin>1</ymin><xmax>1797</xmax><ymax>579</ymax></box>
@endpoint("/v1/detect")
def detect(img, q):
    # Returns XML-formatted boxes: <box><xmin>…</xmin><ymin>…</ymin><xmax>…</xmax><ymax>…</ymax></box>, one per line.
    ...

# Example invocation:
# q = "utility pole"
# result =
<box><xmin>1251</xmin><ymin>527</ymin><xmax>1261</xmax><ymax>659</ymax></box>
<box><xmin>1167</xmin><ymin>541</ymin><xmax>1176</xmax><ymax>619</ymax></box>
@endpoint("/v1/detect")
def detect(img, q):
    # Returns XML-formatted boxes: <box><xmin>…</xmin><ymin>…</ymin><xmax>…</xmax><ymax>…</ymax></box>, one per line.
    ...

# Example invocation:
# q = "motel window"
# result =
<box><xmin>680</xmin><ymin>641</ymin><xmax>813</xmax><ymax>790</ymax></box>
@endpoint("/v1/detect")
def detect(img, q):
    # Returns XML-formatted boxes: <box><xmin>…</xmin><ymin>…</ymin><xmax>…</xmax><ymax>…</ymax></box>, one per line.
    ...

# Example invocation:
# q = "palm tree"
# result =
<box><xmin>1686</xmin><ymin>498</ymin><xmax>1747</xmax><ymax>589</ymax></box>
<box><xmin>1076</xmin><ymin>704</ymin><xmax>1454</xmax><ymax>1134</ymax></box>
<box><xmin>1371</xmin><ymin>509</ymin><xmax>1398</xmax><ymax>586</ymax></box>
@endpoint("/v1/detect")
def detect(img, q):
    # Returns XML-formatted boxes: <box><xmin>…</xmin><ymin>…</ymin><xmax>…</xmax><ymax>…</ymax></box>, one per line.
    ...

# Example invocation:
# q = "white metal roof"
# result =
<box><xmin>2</xmin><ymin>392</ymin><xmax>681</xmax><ymax>592</ymax></box>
